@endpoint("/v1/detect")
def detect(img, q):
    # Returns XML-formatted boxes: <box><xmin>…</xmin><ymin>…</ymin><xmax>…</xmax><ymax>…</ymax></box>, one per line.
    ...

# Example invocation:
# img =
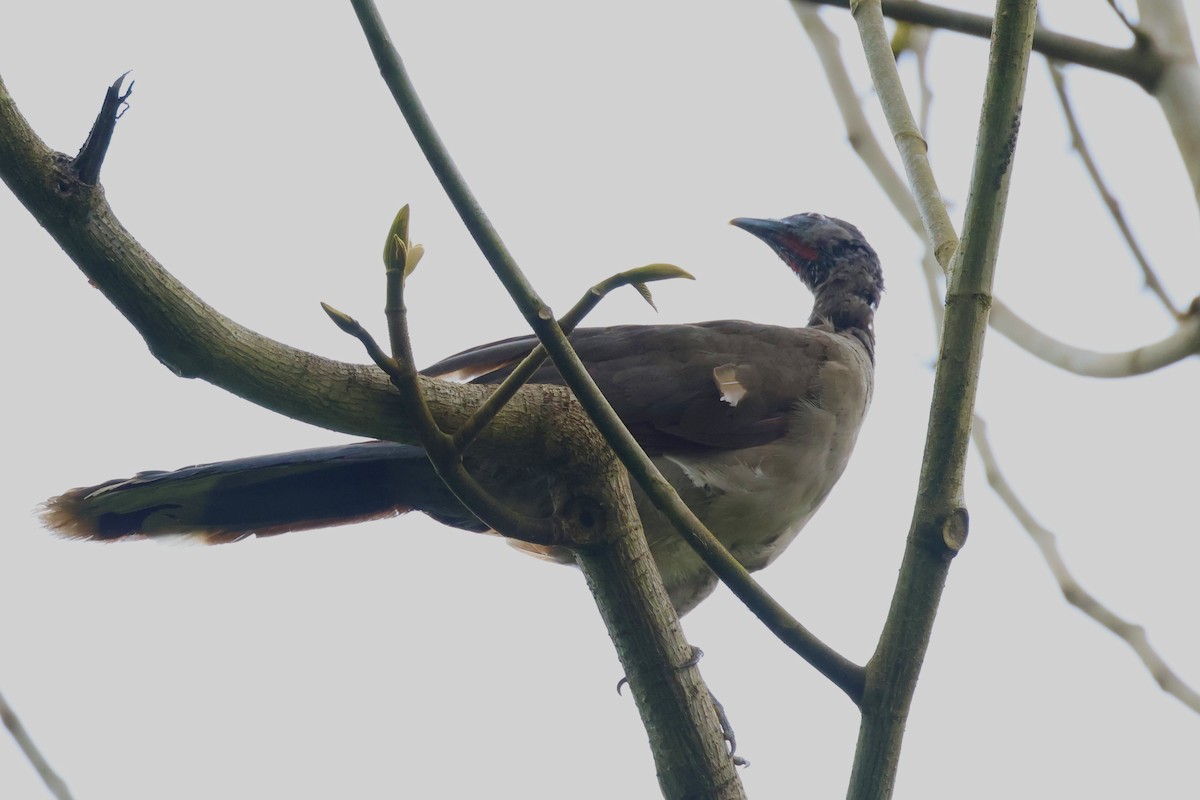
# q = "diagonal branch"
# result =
<box><xmin>845</xmin><ymin>2</ymin><xmax>1039</xmax><ymax>798</ymax></box>
<box><xmin>453</xmin><ymin>264</ymin><xmax>692</xmax><ymax>452</ymax></box>
<box><xmin>790</xmin><ymin>1</ymin><xmax>946</xmax><ymax>339</ymax></box>
<box><xmin>845</xmin><ymin>0</ymin><xmax>960</xmax><ymax>270</ymax></box>
<box><xmin>972</xmin><ymin>420</ymin><xmax>1200</xmax><ymax>714</ymax></box>
<box><xmin>990</xmin><ymin>297</ymin><xmax>1200</xmax><ymax>376</ymax></box>
<box><xmin>350</xmin><ymin>5</ymin><xmax>751</xmax><ymax>795</ymax></box>
<box><xmin>793</xmin><ymin>2</ymin><xmax>1200</xmax><ymax>378</ymax></box>
<box><xmin>0</xmin><ymin>689</ymin><xmax>75</xmax><ymax>800</ymax></box>
<box><xmin>322</xmin><ymin>300</ymin><xmax>559</xmax><ymax>545</ymax></box>
<box><xmin>349</xmin><ymin>0</ymin><xmax>865</xmax><ymax>703</ymax></box>
<box><xmin>1046</xmin><ymin>57</ymin><xmax>1180</xmax><ymax>317</ymax></box>
<box><xmin>3</xmin><ymin>63</ymin><xmax>745</xmax><ymax>798</ymax></box>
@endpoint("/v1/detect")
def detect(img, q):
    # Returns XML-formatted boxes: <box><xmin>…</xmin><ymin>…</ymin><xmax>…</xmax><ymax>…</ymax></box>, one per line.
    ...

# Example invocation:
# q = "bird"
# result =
<box><xmin>41</xmin><ymin>213</ymin><xmax>883</xmax><ymax>615</ymax></box>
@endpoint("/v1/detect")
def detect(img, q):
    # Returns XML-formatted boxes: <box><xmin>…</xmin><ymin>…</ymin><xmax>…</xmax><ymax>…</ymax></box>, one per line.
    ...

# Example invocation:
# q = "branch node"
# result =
<box><xmin>941</xmin><ymin>507</ymin><xmax>969</xmax><ymax>553</ymax></box>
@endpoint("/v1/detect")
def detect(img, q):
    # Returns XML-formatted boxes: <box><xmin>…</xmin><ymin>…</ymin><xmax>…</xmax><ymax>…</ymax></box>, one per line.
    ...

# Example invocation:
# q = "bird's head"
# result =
<box><xmin>731</xmin><ymin>213</ymin><xmax>883</xmax><ymax>311</ymax></box>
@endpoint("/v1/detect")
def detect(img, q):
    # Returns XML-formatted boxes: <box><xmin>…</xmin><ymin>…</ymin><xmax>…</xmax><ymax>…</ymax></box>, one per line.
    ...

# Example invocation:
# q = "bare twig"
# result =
<box><xmin>802</xmin><ymin>0</ymin><xmax>1200</xmax><ymax>723</ymax></box>
<box><xmin>1105</xmin><ymin>0</ymin><xmax>1139</xmax><ymax>34</ymax></box>
<box><xmin>0</xmin><ymin>689</ymin><xmax>74</xmax><ymax>800</ymax></box>
<box><xmin>972</xmin><ymin>420</ymin><xmax>1200</xmax><ymax>714</ymax></box>
<box><xmin>452</xmin><ymin>264</ymin><xmax>692</xmax><ymax>452</ymax></box>
<box><xmin>793</xmin><ymin>3</ymin><xmax>1200</xmax><ymax>377</ymax></box>
<box><xmin>1046</xmin><ymin>59</ymin><xmax>1180</xmax><ymax>316</ymax></box>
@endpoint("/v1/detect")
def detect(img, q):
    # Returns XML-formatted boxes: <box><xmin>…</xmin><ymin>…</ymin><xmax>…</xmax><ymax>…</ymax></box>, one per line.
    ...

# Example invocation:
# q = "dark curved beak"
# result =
<box><xmin>729</xmin><ymin>216</ymin><xmax>782</xmax><ymax>238</ymax></box>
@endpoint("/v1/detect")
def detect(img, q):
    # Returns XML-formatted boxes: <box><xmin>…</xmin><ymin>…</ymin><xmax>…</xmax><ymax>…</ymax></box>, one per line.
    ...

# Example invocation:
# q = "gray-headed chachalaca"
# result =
<box><xmin>42</xmin><ymin>213</ymin><xmax>883</xmax><ymax>614</ymax></box>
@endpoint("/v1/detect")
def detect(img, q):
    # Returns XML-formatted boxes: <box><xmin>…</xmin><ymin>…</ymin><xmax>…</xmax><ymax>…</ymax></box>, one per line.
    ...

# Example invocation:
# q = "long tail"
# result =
<box><xmin>41</xmin><ymin>441</ymin><xmax>486</xmax><ymax>542</ymax></box>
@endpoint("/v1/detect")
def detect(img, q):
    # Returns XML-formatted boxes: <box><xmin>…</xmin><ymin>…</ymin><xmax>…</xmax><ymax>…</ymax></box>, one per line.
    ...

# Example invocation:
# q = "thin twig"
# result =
<box><xmin>1104</xmin><ymin>0</ymin><xmax>1138</xmax><ymax>35</ymax></box>
<box><xmin>350</xmin><ymin>0</ymin><xmax>865</xmax><ymax>701</ymax></box>
<box><xmin>0</xmin><ymin>689</ymin><xmax>75</xmax><ymax>800</ymax></box>
<box><xmin>972</xmin><ymin>420</ymin><xmax>1200</xmax><ymax>714</ymax></box>
<box><xmin>1046</xmin><ymin>58</ymin><xmax>1180</xmax><ymax>316</ymax></box>
<box><xmin>793</xmin><ymin>2</ymin><xmax>1200</xmax><ymax>376</ymax></box>
<box><xmin>452</xmin><ymin>264</ymin><xmax>691</xmax><ymax>452</ymax></box>
<box><xmin>321</xmin><ymin>300</ymin><xmax>559</xmax><ymax>545</ymax></box>
<box><xmin>848</xmin><ymin>0</ymin><xmax>960</xmax><ymax>269</ymax></box>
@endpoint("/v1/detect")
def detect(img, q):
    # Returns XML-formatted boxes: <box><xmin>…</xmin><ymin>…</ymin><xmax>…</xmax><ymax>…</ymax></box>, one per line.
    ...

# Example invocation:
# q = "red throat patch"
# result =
<box><xmin>785</xmin><ymin>237</ymin><xmax>820</xmax><ymax>264</ymax></box>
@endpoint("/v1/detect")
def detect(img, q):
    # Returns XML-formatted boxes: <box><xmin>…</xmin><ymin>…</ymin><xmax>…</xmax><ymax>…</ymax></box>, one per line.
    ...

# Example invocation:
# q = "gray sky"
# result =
<box><xmin>2</xmin><ymin>2</ymin><xmax>1197</xmax><ymax>798</ymax></box>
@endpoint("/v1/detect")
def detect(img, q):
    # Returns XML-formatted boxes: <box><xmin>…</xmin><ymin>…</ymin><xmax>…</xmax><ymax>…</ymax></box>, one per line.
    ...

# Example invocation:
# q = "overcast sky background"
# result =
<box><xmin>2</xmin><ymin>2</ymin><xmax>1198</xmax><ymax>798</ymax></box>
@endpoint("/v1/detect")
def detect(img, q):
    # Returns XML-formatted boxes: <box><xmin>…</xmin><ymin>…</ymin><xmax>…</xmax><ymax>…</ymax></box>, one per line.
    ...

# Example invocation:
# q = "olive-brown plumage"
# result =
<box><xmin>43</xmin><ymin>213</ymin><xmax>883</xmax><ymax>614</ymax></box>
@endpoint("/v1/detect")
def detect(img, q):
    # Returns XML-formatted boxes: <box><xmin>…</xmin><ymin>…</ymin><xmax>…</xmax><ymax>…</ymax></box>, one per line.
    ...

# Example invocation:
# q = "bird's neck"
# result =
<box><xmin>806</xmin><ymin>262</ymin><xmax>879</xmax><ymax>358</ymax></box>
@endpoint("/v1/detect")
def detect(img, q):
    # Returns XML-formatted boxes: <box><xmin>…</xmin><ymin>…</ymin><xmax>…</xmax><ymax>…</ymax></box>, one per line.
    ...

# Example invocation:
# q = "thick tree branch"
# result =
<box><xmin>348</xmin><ymin>5</ymin><xmax>752</xmax><ymax>795</ymax></box>
<box><xmin>845</xmin><ymin>2</ymin><xmax>1038</xmax><ymax>798</ymax></box>
<box><xmin>2</xmin><ymin>65</ymin><xmax>744</xmax><ymax>799</ymax></box>
<box><xmin>794</xmin><ymin>4</ymin><xmax>1200</xmax><ymax>377</ymax></box>
<box><xmin>800</xmin><ymin>6</ymin><xmax>1200</xmax><ymax>749</ymax></box>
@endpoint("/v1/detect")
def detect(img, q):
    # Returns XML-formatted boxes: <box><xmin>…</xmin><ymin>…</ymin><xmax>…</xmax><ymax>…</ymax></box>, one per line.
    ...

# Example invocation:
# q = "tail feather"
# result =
<box><xmin>41</xmin><ymin>441</ymin><xmax>486</xmax><ymax>542</ymax></box>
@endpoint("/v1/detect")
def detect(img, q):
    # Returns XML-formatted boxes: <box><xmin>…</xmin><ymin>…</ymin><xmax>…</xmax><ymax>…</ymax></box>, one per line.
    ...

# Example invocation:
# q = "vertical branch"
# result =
<box><xmin>347</xmin><ymin>4</ymin><xmax>745</xmax><ymax>795</ymax></box>
<box><xmin>845</xmin><ymin>2</ymin><xmax>1040</xmax><ymax>798</ymax></box>
<box><xmin>350</xmin><ymin>0</ymin><xmax>860</xmax><ymax>703</ymax></box>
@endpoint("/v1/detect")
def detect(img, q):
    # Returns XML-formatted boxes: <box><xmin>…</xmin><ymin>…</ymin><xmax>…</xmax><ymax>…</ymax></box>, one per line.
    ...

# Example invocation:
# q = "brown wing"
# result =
<box><xmin>423</xmin><ymin>321</ymin><xmax>844</xmax><ymax>455</ymax></box>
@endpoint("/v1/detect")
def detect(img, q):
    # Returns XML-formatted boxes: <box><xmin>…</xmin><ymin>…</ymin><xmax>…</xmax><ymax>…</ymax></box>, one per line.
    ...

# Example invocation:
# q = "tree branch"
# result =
<box><xmin>349</xmin><ymin>0</ymin><xmax>865</xmax><ymax>707</ymax></box>
<box><xmin>845</xmin><ymin>0</ymin><xmax>960</xmax><ymax>269</ymax></box>
<box><xmin>790</xmin><ymin>1</ymin><xmax>947</xmax><ymax>340</ymax></box>
<box><xmin>1046</xmin><ymin>57</ymin><xmax>1180</xmax><ymax>317</ymax></box>
<box><xmin>453</xmin><ymin>264</ymin><xmax>692</xmax><ymax>452</ymax></box>
<box><xmin>0</xmin><ymin>689</ymin><xmax>74</xmax><ymax>800</ymax></box>
<box><xmin>800</xmin><ymin>0</ymin><xmax>1166</xmax><ymax>91</ymax></box>
<box><xmin>793</xmin><ymin>3</ymin><xmax>1200</xmax><ymax>378</ymax></box>
<box><xmin>1</xmin><ymin>63</ymin><xmax>744</xmax><ymax>800</ymax></box>
<box><xmin>972</xmin><ymin>419</ymin><xmax>1200</xmax><ymax>714</ymax></box>
<box><xmin>845</xmin><ymin>2</ymin><xmax>1039</xmax><ymax>797</ymax></box>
